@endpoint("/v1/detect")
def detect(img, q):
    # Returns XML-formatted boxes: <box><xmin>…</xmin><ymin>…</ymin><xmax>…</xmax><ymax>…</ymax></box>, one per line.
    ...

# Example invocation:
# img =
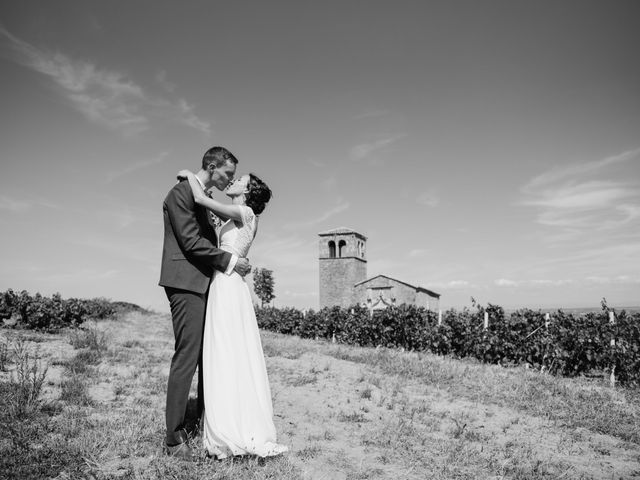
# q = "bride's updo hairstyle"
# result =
<box><xmin>245</xmin><ymin>174</ymin><xmax>272</xmax><ymax>215</ymax></box>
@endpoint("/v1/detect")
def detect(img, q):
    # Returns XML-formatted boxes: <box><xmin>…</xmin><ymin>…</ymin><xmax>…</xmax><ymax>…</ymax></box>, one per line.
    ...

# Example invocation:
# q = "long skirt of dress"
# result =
<box><xmin>202</xmin><ymin>271</ymin><xmax>287</xmax><ymax>459</ymax></box>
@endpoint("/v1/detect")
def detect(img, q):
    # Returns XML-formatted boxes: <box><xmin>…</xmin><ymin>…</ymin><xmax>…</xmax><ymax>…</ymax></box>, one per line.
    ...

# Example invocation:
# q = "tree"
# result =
<box><xmin>253</xmin><ymin>267</ymin><xmax>275</xmax><ymax>307</ymax></box>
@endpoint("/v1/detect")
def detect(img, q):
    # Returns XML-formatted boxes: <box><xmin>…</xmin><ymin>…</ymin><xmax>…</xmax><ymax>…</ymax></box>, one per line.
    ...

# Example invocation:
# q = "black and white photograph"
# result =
<box><xmin>0</xmin><ymin>1</ymin><xmax>639</xmax><ymax>478</ymax></box>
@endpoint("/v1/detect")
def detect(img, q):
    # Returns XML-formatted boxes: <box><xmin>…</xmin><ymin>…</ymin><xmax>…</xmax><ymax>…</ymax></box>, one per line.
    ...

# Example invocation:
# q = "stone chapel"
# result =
<box><xmin>318</xmin><ymin>227</ymin><xmax>440</xmax><ymax>311</ymax></box>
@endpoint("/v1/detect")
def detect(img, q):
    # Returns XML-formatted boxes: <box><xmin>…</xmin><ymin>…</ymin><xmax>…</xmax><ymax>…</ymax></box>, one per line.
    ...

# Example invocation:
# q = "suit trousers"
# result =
<box><xmin>164</xmin><ymin>286</ymin><xmax>207</xmax><ymax>445</ymax></box>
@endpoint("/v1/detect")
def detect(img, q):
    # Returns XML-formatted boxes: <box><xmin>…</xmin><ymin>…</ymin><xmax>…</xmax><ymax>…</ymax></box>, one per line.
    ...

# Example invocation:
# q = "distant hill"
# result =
<box><xmin>504</xmin><ymin>306</ymin><xmax>640</xmax><ymax>315</ymax></box>
<box><xmin>111</xmin><ymin>301</ymin><xmax>150</xmax><ymax>314</ymax></box>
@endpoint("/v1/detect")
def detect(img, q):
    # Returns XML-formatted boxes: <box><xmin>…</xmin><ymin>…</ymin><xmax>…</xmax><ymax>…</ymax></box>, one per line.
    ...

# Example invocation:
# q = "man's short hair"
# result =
<box><xmin>202</xmin><ymin>146</ymin><xmax>238</xmax><ymax>169</ymax></box>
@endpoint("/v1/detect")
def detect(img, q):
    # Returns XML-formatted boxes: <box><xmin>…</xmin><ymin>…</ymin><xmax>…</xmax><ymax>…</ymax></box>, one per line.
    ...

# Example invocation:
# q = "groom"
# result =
<box><xmin>159</xmin><ymin>146</ymin><xmax>251</xmax><ymax>460</ymax></box>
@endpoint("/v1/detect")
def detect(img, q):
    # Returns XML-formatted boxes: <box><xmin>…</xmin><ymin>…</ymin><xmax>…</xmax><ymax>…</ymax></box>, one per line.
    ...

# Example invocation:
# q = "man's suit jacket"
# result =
<box><xmin>159</xmin><ymin>180</ymin><xmax>232</xmax><ymax>294</ymax></box>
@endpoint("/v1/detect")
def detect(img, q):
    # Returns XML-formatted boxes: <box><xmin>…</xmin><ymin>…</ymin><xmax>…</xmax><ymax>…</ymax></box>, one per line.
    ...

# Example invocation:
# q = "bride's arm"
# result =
<box><xmin>178</xmin><ymin>170</ymin><xmax>243</xmax><ymax>222</ymax></box>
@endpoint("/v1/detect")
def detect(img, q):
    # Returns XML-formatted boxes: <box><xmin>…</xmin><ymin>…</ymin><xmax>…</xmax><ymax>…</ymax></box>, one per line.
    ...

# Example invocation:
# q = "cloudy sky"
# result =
<box><xmin>1</xmin><ymin>0</ymin><xmax>638</xmax><ymax>312</ymax></box>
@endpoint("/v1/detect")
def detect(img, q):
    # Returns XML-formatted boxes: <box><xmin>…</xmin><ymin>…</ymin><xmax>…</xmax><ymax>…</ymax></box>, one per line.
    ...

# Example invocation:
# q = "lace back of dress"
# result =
<box><xmin>233</xmin><ymin>206</ymin><xmax>258</xmax><ymax>257</ymax></box>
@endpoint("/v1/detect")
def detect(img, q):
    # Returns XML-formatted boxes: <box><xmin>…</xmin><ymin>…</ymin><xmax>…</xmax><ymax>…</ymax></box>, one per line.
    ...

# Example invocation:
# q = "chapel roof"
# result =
<box><xmin>318</xmin><ymin>227</ymin><xmax>367</xmax><ymax>239</ymax></box>
<box><xmin>355</xmin><ymin>274</ymin><xmax>441</xmax><ymax>298</ymax></box>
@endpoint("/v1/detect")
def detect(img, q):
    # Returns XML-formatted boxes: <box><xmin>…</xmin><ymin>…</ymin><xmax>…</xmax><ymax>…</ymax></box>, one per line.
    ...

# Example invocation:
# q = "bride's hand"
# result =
<box><xmin>177</xmin><ymin>169</ymin><xmax>192</xmax><ymax>180</ymax></box>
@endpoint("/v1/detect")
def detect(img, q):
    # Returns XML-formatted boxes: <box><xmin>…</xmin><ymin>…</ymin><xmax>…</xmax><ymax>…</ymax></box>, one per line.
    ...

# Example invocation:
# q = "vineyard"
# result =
<box><xmin>256</xmin><ymin>302</ymin><xmax>640</xmax><ymax>386</ymax></box>
<box><xmin>0</xmin><ymin>289</ymin><xmax>148</xmax><ymax>330</ymax></box>
<box><xmin>1</xmin><ymin>289</ymin><xmax>638</xmax><ymax>386</ymax></box>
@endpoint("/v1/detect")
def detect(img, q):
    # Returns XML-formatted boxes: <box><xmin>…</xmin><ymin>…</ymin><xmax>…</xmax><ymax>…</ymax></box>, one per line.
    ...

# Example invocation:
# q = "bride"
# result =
<box><xmin>177</xmin><ymin>169</ymin><xmax>288</xmax><ymax>459</ymax></box>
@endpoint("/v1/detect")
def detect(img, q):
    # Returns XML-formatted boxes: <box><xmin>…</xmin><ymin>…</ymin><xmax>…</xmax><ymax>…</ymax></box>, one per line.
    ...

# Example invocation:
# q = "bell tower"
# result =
<box><xmin>318</xmin><ymin>227</ymin><xmax>367</xmax><ymax>308</ymax></box>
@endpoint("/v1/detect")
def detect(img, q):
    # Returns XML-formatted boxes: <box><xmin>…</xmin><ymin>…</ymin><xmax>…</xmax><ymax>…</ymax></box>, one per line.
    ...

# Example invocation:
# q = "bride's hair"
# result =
<box><xmin>245</xmin><ymin>174</ymin><xmax>272</xmax><ymax>215</ymax></box>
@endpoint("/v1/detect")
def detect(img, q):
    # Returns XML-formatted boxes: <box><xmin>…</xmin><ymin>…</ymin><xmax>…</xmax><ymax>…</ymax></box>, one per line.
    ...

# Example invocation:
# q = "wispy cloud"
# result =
<box><xmin>0</xmin><ymin>26</ymin><xmax>210</xmax><ymax>136</ymax></box>
<box><xmin>284</xmin><ymin>202</ymin><xmax>350</xmax><ymax>230</ymax></box>
<box><xmin>0</xmin><ymin>194</ymin><xmax>61</xmax><ymax>212</ymax></box>
<box><xmin>528</xmin><ymin>181</ymin><xmax>636</xmax><ymax>210</ymax></box>
<box><xmin>350</xmin><ymin>133</ymin><xmax>407</xmax><ymax>162</ymax></box>
<box><xmin>525</xmin><ymin>149</ymin><xmax>640</xmax><ymax>190</ymax></box>
<box><xmin>430</xmin><ymin>280</ymin><xmax>475</xmax><ymax>290</ymax></box>
<box><xmin>156</xmin><ymin>70</ymin><xmax>176</xmax><ymax>92</ymax></box>
<box><xmin>530</xmin><ymin>279</ymin><xmax>573</xmax><ymax>287</ymax></box>
<box><xmin>591</xmin><ymin>275</ymin><xmax>640</xmax><ymax>285</ymax></box>
<box><xmin>307</xmin><ymin>158</ymin><xmax>326</xmax><ymax>168</ymax></box>
<box><xmin>492</xmin><ymin>275</ymin><xmax>640</xmax><ymax>289</ymax></box>
<box><xmin>0</xmin><ymin>25</ymin><xmax>147</xmax><ymax>134</ymax></box>
<box><xmin>535</xmin><ymin>241</ymin><xmax>640</xmax><ymax>274</ymax></box>
<box><xmin>416</xmin><ymin>189</ymin><xmax>440</xmax><ymax>208</ymax></box>
<box><xmin>106</xmin><ymin>152</ymin><xmax>168</xmax><ymax>183</ymax></box>
<box><xmin>495</xmin><ymin>278</ymin><xmax>573</xmax><ymax>288</ymax></box>
<box><xmin>520</xmin><ymin>148</ymin><xmax>640</xmax><ymax>237</ymax></box>
<box><xmin>0</xmin><ymin>195</ymin><xmax>30</xmax><ymax>212</ymax></box>
<box><xmin>408</xmin><ymin>249</ymin><xmax>429</xmax><ymax>258</ymax></box>
<box><xmin>175</xmin><ymin>99</ymin><xmax>211</xmax><ymax>135</ymax></box>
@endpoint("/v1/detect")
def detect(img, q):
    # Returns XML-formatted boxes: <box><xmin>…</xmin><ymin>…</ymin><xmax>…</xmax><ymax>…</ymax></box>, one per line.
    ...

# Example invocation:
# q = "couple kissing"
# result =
<box><xmin>159</xmin><ymin>146</ymin><xmax>287</xmax><ymax>461</ymax></box>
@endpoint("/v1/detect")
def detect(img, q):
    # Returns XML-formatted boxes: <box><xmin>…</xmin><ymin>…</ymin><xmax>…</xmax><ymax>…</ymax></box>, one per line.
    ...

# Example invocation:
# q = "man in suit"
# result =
<box><xmin>159</xmin><ymin>146</ymin><xmax>251</xmax><ymax>460</ymax></box>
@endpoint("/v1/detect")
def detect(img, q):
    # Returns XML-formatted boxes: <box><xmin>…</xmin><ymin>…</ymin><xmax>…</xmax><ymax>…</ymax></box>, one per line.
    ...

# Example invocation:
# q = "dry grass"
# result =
<box><xmin>0</xmin><ymin>311</ymin><xmax>639</xmax><ymax>479</ymax></box>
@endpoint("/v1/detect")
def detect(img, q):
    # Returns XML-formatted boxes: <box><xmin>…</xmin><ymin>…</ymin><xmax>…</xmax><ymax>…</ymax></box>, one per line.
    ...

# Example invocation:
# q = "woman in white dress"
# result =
<box><xmin>178</xmin><ymin>169</ymin><xmax>288</xmax><ymax>460</ymax></box>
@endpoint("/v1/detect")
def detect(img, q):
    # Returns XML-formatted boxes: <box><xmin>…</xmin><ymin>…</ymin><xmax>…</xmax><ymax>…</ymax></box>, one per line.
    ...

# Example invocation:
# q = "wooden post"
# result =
<box><xmin>438</xmin><ymin>309</ymin><xmax>442</xmax><ymax>327</ymax></box>
<box><xmin>483</xmin><ymin>311</ymin><xmax>489</xmax><ymax>330</ymax></box>
<box><xmin>609</xmin><ymin>311</ymin><xmax>616</xmax><ymax>388</ymax></box>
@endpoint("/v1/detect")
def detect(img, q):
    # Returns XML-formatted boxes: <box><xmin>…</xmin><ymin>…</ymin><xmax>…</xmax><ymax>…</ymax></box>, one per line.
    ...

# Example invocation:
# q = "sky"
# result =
<box><xmin>0</xmin><ymin>0</ymin><xmax>639</xmax><ymax>313</ymax></box>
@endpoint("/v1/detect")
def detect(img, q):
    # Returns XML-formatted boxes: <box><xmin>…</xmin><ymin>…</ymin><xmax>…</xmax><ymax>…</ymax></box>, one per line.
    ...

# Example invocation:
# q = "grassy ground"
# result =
<box><xmin>0</xmin><ymin>311</ymin><xmax>639</xmax><ymax>479</ymax></box>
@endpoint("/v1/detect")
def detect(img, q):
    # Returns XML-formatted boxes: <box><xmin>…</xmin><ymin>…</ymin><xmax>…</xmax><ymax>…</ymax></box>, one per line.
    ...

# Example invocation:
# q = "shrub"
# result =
<box><xmin>611</xmin><ymin>310</ymin><xmax>640</xmax><ymax>385</ymax></box>
<box><xmin>296</xmin><ymin>309</ymin><xmax>325</xmax><ymax>339</ymax></box>
<box><xmin>0</xmin><ymin>341</ymin><xmax>82</xmax><ymax>477</ymax></box>
<box><xmin>69</xmin><ymin>324</ymin><xmax>108</xmax><ymax>352</ymax></box>
<box><xmin>59</xmin><ymin>373</ymin><xmax>93</xmax><ymax>406</ymax></box>
<box><xmin>65</xmin><ymin>350</ymin><xmax>102</xmax><ymax>375</ymax></box>
<box><xmin>255</xmin><ymin>303</ymin><xmax>640</xmax><ymax>386</ymax></box>
<box><xmin>5</xmin><ymin>337</ymin><xmax>49</xmax><ymax>419</ymax></box>
<box><xmin>0</xmin><ymin>338</ymin><xmax>8</xmax><ymax>371</ymax></box>
<box><xmin>0</xmin><ymin>289</ymin><xmax>143</xmax><ymax>331</ymax></box>
<box><xmin>335</xmin><ymin>305</ymin><xmax>379</xmax><ymax>346</ymax></box>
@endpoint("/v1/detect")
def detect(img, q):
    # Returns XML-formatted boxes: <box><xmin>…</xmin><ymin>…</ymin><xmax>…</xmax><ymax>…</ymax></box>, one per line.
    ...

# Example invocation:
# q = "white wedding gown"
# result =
<box><xmin>202</xmin><ymin>205</ymin><xmax>288</xmax><ymax>459</ymax></box>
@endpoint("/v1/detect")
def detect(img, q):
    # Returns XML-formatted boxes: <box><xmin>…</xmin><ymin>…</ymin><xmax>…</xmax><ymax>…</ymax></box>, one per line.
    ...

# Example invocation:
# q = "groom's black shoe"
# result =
<box><xmin>164</xmin><ymin>430</ymin><xmax>194</xmax><ymax>461</ymax></box>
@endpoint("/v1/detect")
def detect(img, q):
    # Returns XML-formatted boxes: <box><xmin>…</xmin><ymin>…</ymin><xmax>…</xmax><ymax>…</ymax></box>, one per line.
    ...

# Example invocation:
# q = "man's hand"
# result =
<box><xmin>234</xmin><ymin>257</ymin><xmax>252</xmax><ymax>277</ymax></box>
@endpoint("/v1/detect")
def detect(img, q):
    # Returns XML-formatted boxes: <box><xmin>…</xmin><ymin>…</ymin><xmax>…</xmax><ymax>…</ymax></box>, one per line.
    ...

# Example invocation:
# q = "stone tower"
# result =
<box><xmin>318</xmin><ymin>228</ymin><xmax>367</xmax><ymax>308</ymax></box>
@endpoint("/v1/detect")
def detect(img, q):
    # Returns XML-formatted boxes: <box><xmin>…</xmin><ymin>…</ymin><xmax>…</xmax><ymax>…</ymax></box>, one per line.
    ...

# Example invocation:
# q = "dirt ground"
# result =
<box><xmin>2</xmin><ymin>311</ymin><xmax>639</xmax><ymax>479</ymax></box>
<box><xmin>263</xmin><ymin>340</ymin><xmax>640</xmax><ymax>479</ymax></box>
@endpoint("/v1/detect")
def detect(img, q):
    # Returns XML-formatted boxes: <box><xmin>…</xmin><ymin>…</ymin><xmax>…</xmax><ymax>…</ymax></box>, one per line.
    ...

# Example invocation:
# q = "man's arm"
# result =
<box><xmin>165</xmin><ymin>183</ymin><xmax>232</xmax><ymax>272</ymax></box>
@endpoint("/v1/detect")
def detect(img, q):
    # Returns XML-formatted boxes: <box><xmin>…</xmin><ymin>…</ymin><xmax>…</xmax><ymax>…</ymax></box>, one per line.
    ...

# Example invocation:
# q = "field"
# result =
<box><xmin>1</xmin><ymin>310</ymin><xmax>639</xmax><ymax>479</ymax></box>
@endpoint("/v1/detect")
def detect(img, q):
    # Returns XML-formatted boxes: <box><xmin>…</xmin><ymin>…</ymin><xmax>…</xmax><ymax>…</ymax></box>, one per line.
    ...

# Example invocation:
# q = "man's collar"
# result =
<box><xmin>195</xmin><ymin>175</ymin><xmax>206</xmax><ymax>190</ymax></box>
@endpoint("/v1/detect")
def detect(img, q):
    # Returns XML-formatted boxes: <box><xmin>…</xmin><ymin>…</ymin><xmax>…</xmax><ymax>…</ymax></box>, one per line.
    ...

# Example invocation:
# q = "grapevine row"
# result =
<box><xmin>256</xmin><ymin>303</ymin><xmax>640</xmax><ymax>386</ymax></box>
<box><xmin>0</xmin><ymin>289</ymin><xmax>145</xmax><ymax>330</ymax></box>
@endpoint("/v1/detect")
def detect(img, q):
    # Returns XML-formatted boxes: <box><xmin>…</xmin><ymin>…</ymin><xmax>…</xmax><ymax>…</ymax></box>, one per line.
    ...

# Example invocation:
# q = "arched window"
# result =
<box><xmin>328</xmin><ymin>241</ymin><xmax>336</xmax><ymax>258</ymax></box>
<box><xmin>338</xmin><ymin>240</ymin><xmax>346</xmax><ymax>257</ymax></box>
